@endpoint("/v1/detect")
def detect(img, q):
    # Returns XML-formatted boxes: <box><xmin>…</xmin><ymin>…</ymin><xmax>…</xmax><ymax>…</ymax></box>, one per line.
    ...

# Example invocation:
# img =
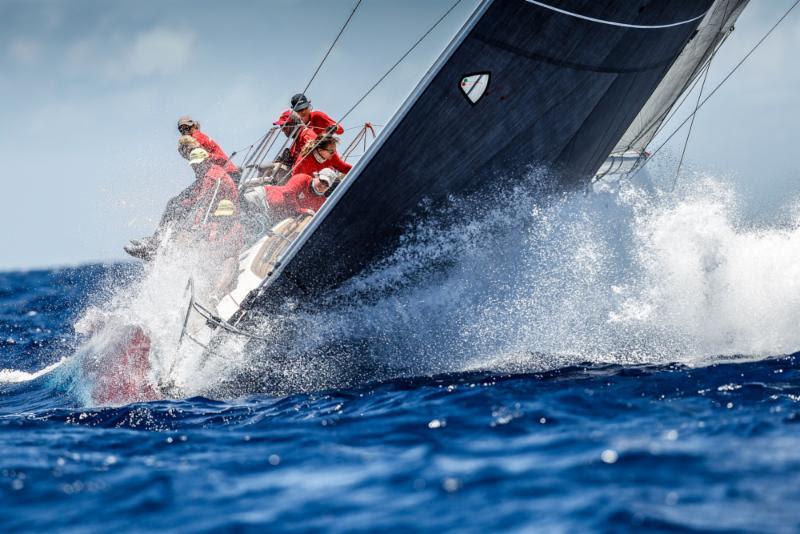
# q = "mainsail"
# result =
<box><xmin>612</xmin><ymin>0</ymin><xmax>749</xmax><ymax>156</ymax></box>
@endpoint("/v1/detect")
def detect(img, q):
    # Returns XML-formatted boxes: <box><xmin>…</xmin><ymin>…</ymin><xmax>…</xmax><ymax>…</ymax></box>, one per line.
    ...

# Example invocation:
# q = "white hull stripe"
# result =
<box><xmin>524</xmin><ymin>1</ymin><xmax>709</xmax><ymax>30</ymax></box>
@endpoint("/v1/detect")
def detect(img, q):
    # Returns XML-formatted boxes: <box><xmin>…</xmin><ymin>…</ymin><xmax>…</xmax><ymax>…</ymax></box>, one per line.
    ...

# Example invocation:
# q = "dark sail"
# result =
<box><xmin>247</xmin><ymin>0</ymin><xmax>715</xmax><ymax>308</ymax></box>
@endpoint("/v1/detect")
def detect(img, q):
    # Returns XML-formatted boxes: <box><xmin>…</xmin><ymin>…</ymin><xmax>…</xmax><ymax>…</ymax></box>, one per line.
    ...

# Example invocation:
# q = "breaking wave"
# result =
<box><xmin>66</xmin><ymin>167</ymin><xmax>800</xmax><ymax>402</ymax></box>
<box><xmin>0</xmin><ymin>358</ymin><xmax>67</xmax><ymax>385</ymax></box>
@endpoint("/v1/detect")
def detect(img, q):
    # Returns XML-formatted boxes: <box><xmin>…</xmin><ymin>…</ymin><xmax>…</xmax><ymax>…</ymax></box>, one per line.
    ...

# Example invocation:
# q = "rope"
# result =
<box><xmin>670</xmin><ymin>59</ymin><xmax>711</xmax><ymax>191</ymax></box>
<box><xmin>302</xmin><ymin>0</ymin><xmax>363</xmax><ymax>95</ymax></box>
<box><xmin>337</xmin><ymin>0</ymin><xmax>464</xmax><ymax>124</ymax></box>
<box><xmin>634</xmin><ymin>0</ymin><xmax>800</xmax><ymax>179</ymax></box>
<box><xmin>231</xmin><ymin>0</ymin><xmax>363</xmax><ymax>183</ymax></box>
<box><xmin>343</xmin><ymin>123</ymin><xmax>376</xmax><ymax>160</ymax></box>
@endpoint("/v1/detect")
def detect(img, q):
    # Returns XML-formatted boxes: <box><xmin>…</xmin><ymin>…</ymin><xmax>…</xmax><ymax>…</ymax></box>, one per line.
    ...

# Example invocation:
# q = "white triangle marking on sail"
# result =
<box><xmin>460</xmin><ymin>73</ymin><xmax>489</xmax><ymax>104</ymax></box>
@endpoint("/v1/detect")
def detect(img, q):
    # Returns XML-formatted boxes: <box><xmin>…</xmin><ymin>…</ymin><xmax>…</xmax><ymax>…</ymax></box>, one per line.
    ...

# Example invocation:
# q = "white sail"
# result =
<box><xmin>612</xmin><ymin>0</ymin><xmax>749</xmax><ymax>156</ymax></box>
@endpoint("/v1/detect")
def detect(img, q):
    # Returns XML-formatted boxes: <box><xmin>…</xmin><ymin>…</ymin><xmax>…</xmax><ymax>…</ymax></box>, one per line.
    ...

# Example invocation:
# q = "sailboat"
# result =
<box><xmin>199</xmin><ymin>0</ymin><xmax>746</xmax><ymax>330</ymax></box>
<box><xmin>103</xmin><ymin>0</ymin><xmax>757</xmax><ymax>401</ymax></box>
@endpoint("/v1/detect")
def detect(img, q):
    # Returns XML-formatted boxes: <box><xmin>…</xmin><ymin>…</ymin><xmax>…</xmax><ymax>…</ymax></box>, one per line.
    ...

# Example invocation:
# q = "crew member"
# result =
<box><xmin>177</xmin><ymin>115</ymin><xmax>241</xmax><ymax>183</ymax></box>
<box><xmin>243</xmin><ymin>168</ymin><xmax>337</xmax><ymax>225</ymax></box>
<box><xmin>124</xmin><ymin>147</ymin><xmax>242</xmax><ymax>262</ymax></box>
<box><xmin>267</xmin><ymin>168</ymin><xmax>338</xmax><ymax>216</ymax></box>
<box><xmin>184</xmin><ymin>148</ymin><xmax>243</xmax><ymax>258</ymax></box>
<box><xmin>274</xmin><ymin>110</ymin><xmax>317</xmax><ymax>165</ymax></box>
<box><xmin>290</xmin><ymin>93</ymin><xmax>344</xmax><ymax>136</ymax></box>
<box><xmin>292</xmin><ymin>135</ymin><xmax>352</xmax><ymax>178</ymax></box>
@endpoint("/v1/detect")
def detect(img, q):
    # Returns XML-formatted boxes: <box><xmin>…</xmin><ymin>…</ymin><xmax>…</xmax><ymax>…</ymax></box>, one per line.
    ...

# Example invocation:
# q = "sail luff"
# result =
<box><xmin>612</xmin><ymin>0</ymin><xmax>749</xmax><ymax>155</ymax></box>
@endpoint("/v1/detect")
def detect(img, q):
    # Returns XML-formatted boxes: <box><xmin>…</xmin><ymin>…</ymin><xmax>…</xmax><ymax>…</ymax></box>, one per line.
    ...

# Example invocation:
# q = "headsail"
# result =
<box><xmin>612</xmin><ymin>0</ymin><xmax>750</xmax><ymax>157</ymax></box>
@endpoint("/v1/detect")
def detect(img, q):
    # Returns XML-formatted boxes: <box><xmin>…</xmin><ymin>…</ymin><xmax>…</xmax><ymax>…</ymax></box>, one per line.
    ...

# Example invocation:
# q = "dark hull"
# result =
<box><xmin>247</xmin><ymin>0</ymin><xmax>713</xmax><ymax>309</ymax></box>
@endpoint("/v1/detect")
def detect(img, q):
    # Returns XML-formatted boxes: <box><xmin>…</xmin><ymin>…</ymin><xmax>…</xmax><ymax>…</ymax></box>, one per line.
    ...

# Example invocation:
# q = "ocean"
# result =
<box><xmin>2</xmin><ymin>176</ymin><xmax>800</xmax><ymax>532</ymax></box>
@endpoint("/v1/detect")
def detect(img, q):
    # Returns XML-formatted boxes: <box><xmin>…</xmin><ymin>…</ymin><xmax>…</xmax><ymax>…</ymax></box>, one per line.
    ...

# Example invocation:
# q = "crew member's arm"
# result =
<box><xmin>313</xmin><ymin>111</ymin><xmax>344</xmax><ymax>135</ymax></box>
<box><xmin>330</xmin><ymin>153</ymin><xmax>353</xmax><ymax>174</ymax></box>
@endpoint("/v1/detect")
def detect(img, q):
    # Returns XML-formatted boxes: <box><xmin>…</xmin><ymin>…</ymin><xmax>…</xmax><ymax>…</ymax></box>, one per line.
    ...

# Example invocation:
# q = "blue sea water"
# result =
<box><xmin>3</xmin><ymin>179</ymin><xmax>800</xmax><ymax>532</ymax></box>
<box><xmin>2</xmin><ymin>265</ymin><xmax>800</xmax><ymax>533</ymax></box>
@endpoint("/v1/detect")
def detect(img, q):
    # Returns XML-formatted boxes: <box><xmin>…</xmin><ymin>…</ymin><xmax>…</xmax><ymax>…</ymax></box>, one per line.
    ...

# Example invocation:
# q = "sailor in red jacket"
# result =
<box><xmin>292</xmin><ymin>135</ymin><xmax>352</xmax><ymax>177</ymax></box>
<box><xmin>184</xmin><ymin>148</ymin><xmax>243</xmax><ymax>257</ymax></box>
<box><xmin>178</xmin><ymin>115</ymin><xmax>241</xmax><ymax>183</ymax></box>
<box><xmin>274</xmin><ymin>110</ymin><xmax>317</xmax><ymax>165</ymax></box>
<box><xmin>291</xmin><ymin>93</ymin><xmax>344</xmax><ymax>136</ymax></box>
<box><xmin>124</xmin><ymin>147</ymin><xmax>242</xmax><ymax>262</ymax></box>
<box><xmin>261</xmin><ymin>168</ymin><xmax>338</xmax><ymax>220</ymax></box>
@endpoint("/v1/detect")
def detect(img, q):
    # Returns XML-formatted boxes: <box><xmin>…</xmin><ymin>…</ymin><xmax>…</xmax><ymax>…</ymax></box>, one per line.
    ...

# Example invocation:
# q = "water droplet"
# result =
<box><xmin>428</xmin><ymin>419</ymin><xmax>445</xmax><ymax>429</ymax></box>
<box><xmin>268</xmin><ymin>454</ymin><xmax>281</xmax><ymax>466</ymax></box>
<box><xmin>664</xmin><ymin>429</ymin><xmax>679</xmax><ymax>441</ymax></box>
<box><xmin>601</xmin><ymin>449</ymin><xmax>619</xmax><ymax>464</ymax></box>
<box><xmin>442</xmin><ymin>477</ymin><xmax>461</xmax><ymax>492</ymax></box>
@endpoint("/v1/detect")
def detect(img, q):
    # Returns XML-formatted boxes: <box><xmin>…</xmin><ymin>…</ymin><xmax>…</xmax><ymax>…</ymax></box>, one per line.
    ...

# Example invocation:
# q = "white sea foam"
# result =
<box><xmin>289</xmin><ymin>169</ymin><xmax>800</xmax><ymax>380</ymax></box>
<box><xmin>0</xmin><ymin>357</ymin><xmax>67</xmax><ymax>384</ymax></box>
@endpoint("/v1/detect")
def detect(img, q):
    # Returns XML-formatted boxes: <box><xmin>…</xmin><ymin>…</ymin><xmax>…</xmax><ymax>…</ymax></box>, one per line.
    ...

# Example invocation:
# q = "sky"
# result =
<box><xmin>0</xmin><ymin>0</ymin><xmax>798</xmax><ymax>271</ymax></box>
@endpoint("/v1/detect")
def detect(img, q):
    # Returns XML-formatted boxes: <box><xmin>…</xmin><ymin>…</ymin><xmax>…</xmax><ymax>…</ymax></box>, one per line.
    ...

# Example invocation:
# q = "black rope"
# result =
<box><xmin>302</xmin><ymin>0</ymin><xmax>363</xmax><ymax>95</ymax></box>
<box><xmin>337</xmin><ymin>0</ymin><xmax>464</xmax><ymax>124</ymax></box>
<box><xmin>670</xmin><ymin>60</ymin><xmax>711</xmax><ymax>192</ymax></box>
<box><xmin>634</xmin><ymin>0</ymin><xmax>800</xmax><ymax>179</ymax></box>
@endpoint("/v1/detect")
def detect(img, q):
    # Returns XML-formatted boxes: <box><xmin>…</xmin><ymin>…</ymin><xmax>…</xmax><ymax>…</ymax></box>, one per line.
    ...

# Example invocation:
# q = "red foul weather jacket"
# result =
<box><xmin>183</xmin><ymin>163</ymin><xmax>243</xmax><ymax>256</ymax></box>
<box><xmin>192</xmin><ymin>130</ymin><xmax>239</xmax><ymax>176</ymax></box>
<box><xmin>307</xmin><ymin>110</ymin><xmax>344</xmax><ymax>136</ymax></box>
<box><xmin>291</xmin><ymin>149</ymin><xmax>352</xmax><ymax>177</ymax></box>
<box><xmin>289</xmin><ymin>127</ymin><xmax>318</xmax><ymax>163</ymax></box>
<box><xmin>264</xmin><ymin>173</ymin><xmax>327</xmax><ymax>217</ymax></box>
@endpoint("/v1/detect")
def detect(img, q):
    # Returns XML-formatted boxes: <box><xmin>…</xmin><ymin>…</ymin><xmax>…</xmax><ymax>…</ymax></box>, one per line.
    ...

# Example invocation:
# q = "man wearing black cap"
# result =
<box><xmin>290</xmin><ymin>93</ymin><xmax>344</xmax><ymax>136</ymax></box>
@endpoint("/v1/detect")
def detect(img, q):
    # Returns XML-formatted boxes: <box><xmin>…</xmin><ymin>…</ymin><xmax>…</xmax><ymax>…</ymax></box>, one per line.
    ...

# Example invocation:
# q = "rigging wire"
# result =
<box><xmin>670</xmin><ymin>59</ymin><xmax>711</xmax><ymax>192</ymax></box>
<box><xmin>292</xmin><ymin>0</ymin><xmax>462</xmax><ymax>171</ymax></box>
<box><xmin>337</xmin><ymin>0</ymin><xmax>464</xmax><ymax>124</ymax></box>
<box><xmin>633</xmin><ymin>0</ymin><xmax>800</xmax><ymax>179</ymax></box>
<box><xmin>301</xmin><ymin>0</ymin><xmax>363</xmax><ymax>96</ymax></box>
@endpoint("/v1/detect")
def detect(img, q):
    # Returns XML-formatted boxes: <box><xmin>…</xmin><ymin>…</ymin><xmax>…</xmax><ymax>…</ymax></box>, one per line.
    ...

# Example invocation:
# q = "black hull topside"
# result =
<box><xmin>247</xmin><ymin>0</ymin><xmax>713</xmax><ymax>310</ymax></box>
